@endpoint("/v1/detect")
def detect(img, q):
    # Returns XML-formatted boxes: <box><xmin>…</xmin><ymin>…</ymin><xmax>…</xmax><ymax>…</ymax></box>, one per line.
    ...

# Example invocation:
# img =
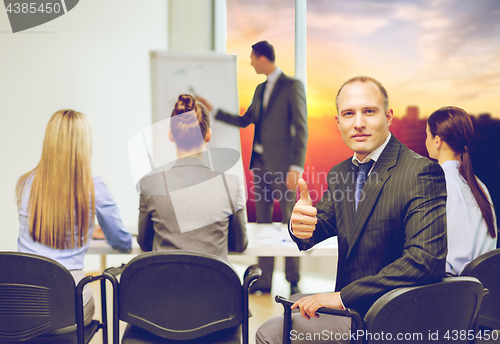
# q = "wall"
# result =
<box><xmin>0</xmin><ymin>0</ymin><xmax>335</xmax><ymax>283</ymax></box>
<box><xmin>0</xmin><ymin>0</ymin><xmax>168</xmax><ymax>251</ymax></box>
<box><xmin>169</xmin><ymin>0</ymin><xmax>214</xmax><ymax>51</ymax></box>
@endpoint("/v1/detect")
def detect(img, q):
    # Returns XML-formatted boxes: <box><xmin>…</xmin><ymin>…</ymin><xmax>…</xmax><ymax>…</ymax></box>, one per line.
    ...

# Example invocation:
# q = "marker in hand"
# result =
<box><xmin>291</xmin><ymin>178</ymin><xmax>317</xmax><ymax>239</ymax></box>
<box><xmin>189</xmin><ymin>87</ymin><xmax>212</xmax><ymax>112</ymax></box>
<box><xmin>188</xmin><ymin>86</ymin><xmax>198</xmax><ymax>97</ymax></box>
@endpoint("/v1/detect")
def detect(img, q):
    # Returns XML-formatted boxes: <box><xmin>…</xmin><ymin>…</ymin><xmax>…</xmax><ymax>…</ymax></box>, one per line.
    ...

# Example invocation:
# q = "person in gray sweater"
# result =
<box><xmin>138</xmin><ymin>94</ymin><xmax>248</xmax><ymax>261</ymax></box>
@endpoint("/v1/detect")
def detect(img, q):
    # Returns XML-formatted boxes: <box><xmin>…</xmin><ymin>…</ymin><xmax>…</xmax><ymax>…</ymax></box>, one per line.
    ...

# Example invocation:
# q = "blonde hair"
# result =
<box><xmin>16</xmin><ymin>110</ymin><xmax>95</xmax><ymax>249</ymax></box>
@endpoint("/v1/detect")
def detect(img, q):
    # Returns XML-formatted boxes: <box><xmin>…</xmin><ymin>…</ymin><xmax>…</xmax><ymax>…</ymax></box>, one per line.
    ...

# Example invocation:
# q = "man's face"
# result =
<box><xmin>250</xmin><ymin>51</ymin><xmax>263</xmax><ymax>75</ymax></box>
<box><xmin>336</xmin><ymin>81</ymin><xmax>393</xmax><ymax>161</ymax></box>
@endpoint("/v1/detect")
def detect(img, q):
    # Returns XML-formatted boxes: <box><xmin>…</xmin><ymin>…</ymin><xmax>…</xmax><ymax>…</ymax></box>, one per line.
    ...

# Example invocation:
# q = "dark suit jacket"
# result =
<box><xmin>215</xmin><ymin>72</ymin><xmax>307</xmax><ymax>174</ymax></box>
<box><xmin>292</xmin><ymin>135</ymin><xmax>448</xmax><ymax>315</ymax></box>
<box><xmin>138</xmin><ymin>157</ymin><xmax>248</xmax><ymax>262</ymax></box>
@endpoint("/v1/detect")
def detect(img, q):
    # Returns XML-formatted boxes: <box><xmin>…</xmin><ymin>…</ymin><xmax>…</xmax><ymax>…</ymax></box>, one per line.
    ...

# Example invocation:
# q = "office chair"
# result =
<box><xmin>104</xmin><ymin>250</ymin><xmax>261</xmax><ymax>344</ymax></box>
<box><xmin>276</xmin><ymin>277</ymin><xmax>484</xmax><ymax>344</ymax></box>
<box><xmin>0</xmin><ymin>252</ymin><xmax>109</xmax><ymax>344</ymax></box>
<box><xmin>461</xmin><ymin>248</ymin><xmax>500</xmax><ymax>331</ymax></box>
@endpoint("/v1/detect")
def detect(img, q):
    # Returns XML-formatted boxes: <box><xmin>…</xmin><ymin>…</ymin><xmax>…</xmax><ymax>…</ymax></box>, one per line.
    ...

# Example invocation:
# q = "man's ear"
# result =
<box><xmin>386</xmin><ymin>108</ymin><xmax>394</xmax><ymax>127</ymax></box>
<box><xmin>335</xmin><ymin>115</ymin><xmax>340</xmax><ymax>129</ymax></box>
<box><xmin>168</xmin><ymin>128</ymin><xmax>174</xmax><ymax>142</ymax></box>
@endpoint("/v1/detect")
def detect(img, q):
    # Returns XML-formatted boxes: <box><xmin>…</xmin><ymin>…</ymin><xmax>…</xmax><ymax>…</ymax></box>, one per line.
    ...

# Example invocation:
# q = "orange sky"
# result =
<box><xmin>226</xmin><ymin>0</ymin><xmax>500</xmax><ymax>221</ymax></box>
<box><xmin>227</xmin><ymin>0</ymin><xmax>500</xmax><ymax>120</ymax></box>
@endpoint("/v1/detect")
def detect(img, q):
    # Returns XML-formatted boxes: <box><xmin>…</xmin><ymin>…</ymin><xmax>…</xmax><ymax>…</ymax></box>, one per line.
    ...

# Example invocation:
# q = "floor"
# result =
<box><xmin>86</xmin><ymin>263</ymin><xmax>336</xmax><ymax>344</ymax></box>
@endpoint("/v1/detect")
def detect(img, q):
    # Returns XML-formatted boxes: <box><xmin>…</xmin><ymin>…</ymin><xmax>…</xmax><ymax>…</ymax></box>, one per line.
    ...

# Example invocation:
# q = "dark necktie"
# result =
<box><xmin>355</xmin><ymin>160</ymin><xmax>374</xmax><ymax>210</ymax></box>
<box><xmin>255</xmin><ymin>81</ymin><xmax>266</xmax><ymax>145</ymax></box>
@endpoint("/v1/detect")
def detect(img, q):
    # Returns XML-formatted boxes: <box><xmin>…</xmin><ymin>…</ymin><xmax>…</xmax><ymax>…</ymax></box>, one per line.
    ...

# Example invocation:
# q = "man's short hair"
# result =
<box><xmin>335</xmin><ymin>76</ymin><xmax>389</xmax><ymax>113</ymax></box>
<box><xmin>251</xmin><ymin>40</ymin><xmax>276</xmax><ymax>63</ymax></box>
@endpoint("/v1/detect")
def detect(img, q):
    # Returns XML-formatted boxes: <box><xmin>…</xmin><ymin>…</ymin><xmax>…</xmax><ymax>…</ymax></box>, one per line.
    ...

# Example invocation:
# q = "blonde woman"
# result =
<box><xmin>16</xmin><ymin>110</ymin><xmax>132</xmax><ymax>329</ymax></box>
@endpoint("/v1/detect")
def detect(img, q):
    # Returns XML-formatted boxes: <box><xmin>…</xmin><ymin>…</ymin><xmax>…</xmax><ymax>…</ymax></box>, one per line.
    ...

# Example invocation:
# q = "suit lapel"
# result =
<box><xmin>346</xmin><ymin>136</ymin><xmax>401</xmax><ymax>260</ymax></box>
<box><xmin>254</xmin><ymin>82</ymin><xmax>266</xmax><ymax>123</ymax></box>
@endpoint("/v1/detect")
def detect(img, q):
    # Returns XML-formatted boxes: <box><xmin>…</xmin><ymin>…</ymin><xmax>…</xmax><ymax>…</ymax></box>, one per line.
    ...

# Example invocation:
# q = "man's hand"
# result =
<box><xmin>291</xmin><ymin>292</ymin><xmax>345</xmax><ymax>320</ymax></box>
<box><xmin>195</xmin><ymin>96</ymin><xmax>213</xmax><ymax>112</ymax></box>
<box><xmin>291</xmin><ymin>179</ymin><xmax>317</xmax><ymax>239</ymax></box>
<box><xmin>286</xmin><ymin>169</ymin><xmax>301</xmax><ymax>190</ymax></box>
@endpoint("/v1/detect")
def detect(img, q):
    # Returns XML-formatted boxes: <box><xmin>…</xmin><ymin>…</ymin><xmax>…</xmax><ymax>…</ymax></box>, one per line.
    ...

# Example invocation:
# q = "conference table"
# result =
<box><xmin>88</xmin><ymin>223</ymin><xmax>338</xmax><ymax>271</ymax></box>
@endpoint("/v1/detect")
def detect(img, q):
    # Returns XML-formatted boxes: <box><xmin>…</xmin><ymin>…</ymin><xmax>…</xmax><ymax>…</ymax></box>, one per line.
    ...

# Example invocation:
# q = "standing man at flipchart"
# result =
<box><xmin>198</xmin><ymin>40</ymin><xmax>308</xmax><ymax>295</ymax></box>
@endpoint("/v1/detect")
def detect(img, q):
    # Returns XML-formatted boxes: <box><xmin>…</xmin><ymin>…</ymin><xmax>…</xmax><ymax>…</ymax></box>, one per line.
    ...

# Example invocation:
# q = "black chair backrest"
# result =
<box><xmin>0</xmin><ymin>252</ymin><xmax>76</xmax><ymax>341</ymax></box>
<box><xmin>461</xmin><ymin>248</ymin><xmax>500</xmax><ymax>330</ymax></box>
<box><xmin>118</xmin><ymin>250</ymin><xmax>243</xmax><ymax>341</ymax></box>
<box><xmin>364</xmin><ymin>277</ymin><xmax>484</xmax><ymax>344</ymax></box>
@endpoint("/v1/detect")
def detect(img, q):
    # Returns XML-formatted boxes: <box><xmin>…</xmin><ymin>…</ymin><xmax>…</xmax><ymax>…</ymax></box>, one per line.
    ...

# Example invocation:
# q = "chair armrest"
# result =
<box><xmin>275</xmin><ymin>295</ymin><xmax>364</xmax><ymax>344</ymax></box>
<box><xmin>276</xmin><ymin>296</ymin><xmax>358</xmax><ymax>317</ymax></box>
<box><xmin>243</xmin><ymin>264</ymin><xmax>262</xmax><ymax>289</ymax></box>
<box><xmin>104</xmin><ymin>264</ymin><xmax>126</xmax><ymax>278</ymax></box>
<box><xmin>483</xmin><ymin>288</ymin><xmax>490</xmax><ymax>299</ymax></box>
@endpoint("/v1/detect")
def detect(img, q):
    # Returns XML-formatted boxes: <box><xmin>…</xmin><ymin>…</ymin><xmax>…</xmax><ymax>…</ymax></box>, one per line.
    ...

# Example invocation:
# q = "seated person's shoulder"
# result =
<box><xmin>395</xmin><ymin>148</ymin><xmax>445</xmax><ymax>186</ymax></box>
<box><xmin>92</xmin><ymin>176</ymin><xmax>110</xmax><ymax>192</ymax></box>
<box><xmin>400</xmin><ymin>146</ymin><xmax>442</xmax><ymax>170</ymax></box>
<box><xmin>220</xmin><ymin>172</ymin><xmax>240</xmax><ymax>188</ymax></box>
<box><xmin>93</xmin><ymin>175</ymin><xmax>105</xmax><ymax>185</ymax></box>
<box><xmin>138</xmin><ymin>171</ymin><xmax>167</xmax><ymax>196</ymax></box>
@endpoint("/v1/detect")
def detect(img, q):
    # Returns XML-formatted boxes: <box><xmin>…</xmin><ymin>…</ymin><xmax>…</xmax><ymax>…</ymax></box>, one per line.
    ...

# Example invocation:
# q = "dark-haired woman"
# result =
<box><xmin>426</xmin><ymin>106</ymin><xmax>497</xmax><ymax>275</ymax></box>
<box><xmin>137</xmin><ymin>94</ymin><xmax>248</xmax><ymax>261</ymax></box>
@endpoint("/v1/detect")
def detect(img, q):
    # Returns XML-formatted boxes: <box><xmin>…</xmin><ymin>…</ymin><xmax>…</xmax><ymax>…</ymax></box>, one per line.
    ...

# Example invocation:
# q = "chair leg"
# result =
<box><xmin>103</xmin><ymin>272</ymin><xmax>120</xmax><ymax>344</ymax></box>
<box><xmin>281</xmin><ymin>303</ymin><xmax>292</xmax><ymax>344</ymax></box>
<box><xmin>100</xmin><ymin>278</ymin><xmax>109</xmax><ymax>344</ymax></box>
<box><xmin>242</xmin><ymin>289</ymin><xmax>249</xmax><ymax>344</ymax></box>
<box><xmin>76</xmin><ymin>276</ymin><xmax>95</xmax><ymax>344</ymax></box>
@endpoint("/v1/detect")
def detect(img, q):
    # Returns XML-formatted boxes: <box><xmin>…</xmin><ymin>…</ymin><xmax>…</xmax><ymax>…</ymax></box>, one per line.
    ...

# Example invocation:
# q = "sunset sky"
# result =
<box><xmin>227</xmin><ymin>0</ymin><xmax>500</xmax><ymax>120</ymax></box>
<box><xmin>225</xmin><ymin>0</ymin><xmax>500</xmax><ymax>219</ymax></box>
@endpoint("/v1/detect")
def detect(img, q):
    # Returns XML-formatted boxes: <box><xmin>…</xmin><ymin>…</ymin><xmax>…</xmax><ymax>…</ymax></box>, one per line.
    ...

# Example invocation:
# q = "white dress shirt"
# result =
<box><xmin>262</xmin><ymin>67</ymin><xmax>282</xmax><ymax>109</ymax></box>
<box><xmin>253</xmin><ymin>67</ymin><xmax>281</xmax><ymax>155</ymax></box>
<box><xmin>352</xmin><ymin>132</ymin><xmax>392</xmax><ymax>173</ymax></box>
<box><xmin>441</xmin><ymin>160</ymin><xmax>497</xmax><ymax>275</ymax></box>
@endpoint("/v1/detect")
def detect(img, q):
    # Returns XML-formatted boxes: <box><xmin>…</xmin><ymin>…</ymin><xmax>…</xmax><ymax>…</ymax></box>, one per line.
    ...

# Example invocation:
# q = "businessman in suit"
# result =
<box><xmin>256</xmin><ymin>76</ymin><xmax>447</xmax><ymax>344</ymax></box>
<box><xmin>198</xmin><ymin>41</ymin><xmax>308</xmax><ymax>295</ymax></box>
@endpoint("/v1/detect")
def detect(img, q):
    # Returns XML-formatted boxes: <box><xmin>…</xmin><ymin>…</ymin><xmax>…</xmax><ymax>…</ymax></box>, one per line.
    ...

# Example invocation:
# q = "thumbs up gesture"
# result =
<box><xmin>291</xmin><ymin>179</ymin><xmax>317</xmax><ymax>239</ymax></box>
